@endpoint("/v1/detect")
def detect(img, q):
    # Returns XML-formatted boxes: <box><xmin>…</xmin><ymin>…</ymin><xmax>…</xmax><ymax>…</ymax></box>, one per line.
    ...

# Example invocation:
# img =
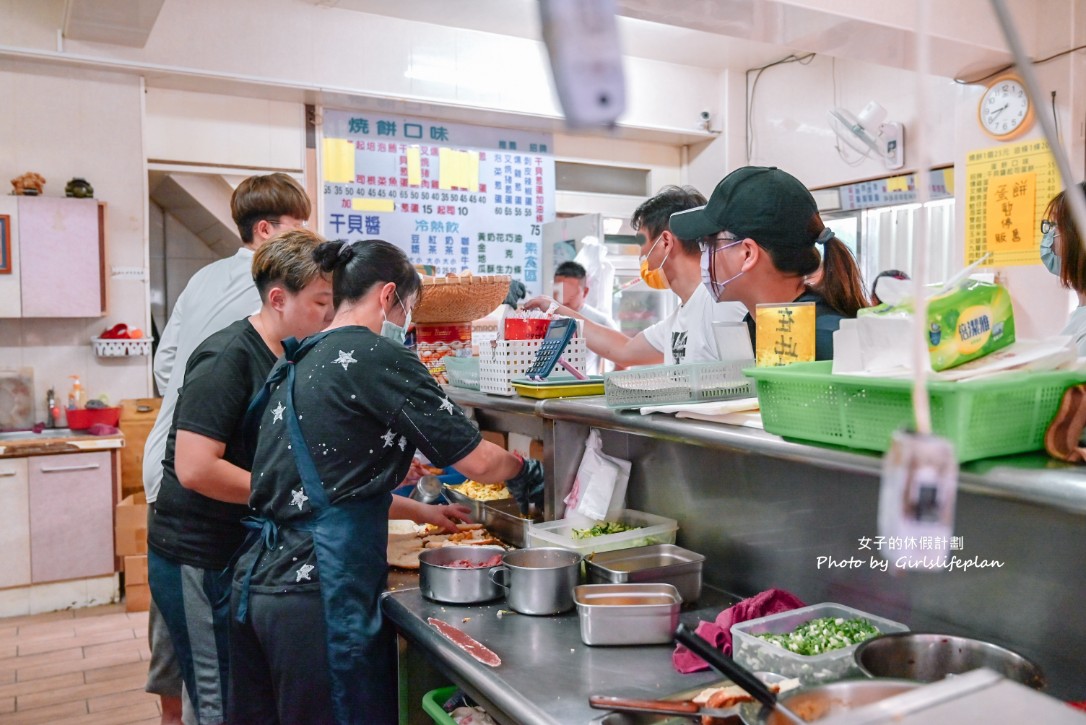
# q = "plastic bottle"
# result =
<box><xmin>68</xmin><ymin>375</ymin><xmax>86</xmax><ymax>410</ymax></box>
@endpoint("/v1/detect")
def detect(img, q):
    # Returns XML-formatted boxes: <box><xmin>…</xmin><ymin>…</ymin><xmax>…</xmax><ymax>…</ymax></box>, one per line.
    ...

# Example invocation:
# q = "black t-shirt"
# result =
<box><xmin>234</xmin><ymin>326</ymin><xmax>482</xmax><ymax>593</ymax></box>
<box><xmin>744</xmin><ymin>289</ymin><xmax>848</xmax><ymax>361</ymax></box>
<box><xmin>149</xmin><ymin>318</ymin><xmax>276</xmax><ymax>569</ymax></box>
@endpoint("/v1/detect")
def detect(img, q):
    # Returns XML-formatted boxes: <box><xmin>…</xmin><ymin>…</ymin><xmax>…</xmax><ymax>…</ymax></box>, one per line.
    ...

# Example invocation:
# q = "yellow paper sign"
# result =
<box><xmin>438</xmin><ymin>148</ymin><xmax>480</xmax><ymax>191</ymax></box>
<box><xmin>886</xmin><ymin>175</ymin><xmax>909</xmax><ymax>193</ymax></box>
<box><xmin>405</xmin><ymin>146</ymin><xmax>422</xmax><ymax>187</ymax></box>
<box><xmin>964</xmin><ymin>140</ymin><xmax>1058</xmax><ymax>266</ymax></box>
<box><xmin>755</xmin><ymin>302</ymin><xmax>816</xmax><ymax>367</ymax></box>
<box><xmin>984</xmin><ymin>171</ymin><xmax>1036</xmax><ymax>255</ymax></box>
<box><xmin>322</xmin><ymin>138</ymin><xmax>356</xmax><ymax>184</ymax></box>
<box><xmin>351</xmin><ymin>198</ymin><xmax>395</xmax><ymax>212</ymax></box>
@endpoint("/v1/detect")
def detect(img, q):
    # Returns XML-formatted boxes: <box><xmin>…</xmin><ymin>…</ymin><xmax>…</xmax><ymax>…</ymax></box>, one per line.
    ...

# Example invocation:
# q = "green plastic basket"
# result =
<box><xmin>421</xmin><ymin>686</ymin><xmax>459</xmax><ymax>725</ymax></box>
<box><xmin>745</xmin><ymin>361</ymin><xmax>1086</xmax><ymax>462</ymax></box>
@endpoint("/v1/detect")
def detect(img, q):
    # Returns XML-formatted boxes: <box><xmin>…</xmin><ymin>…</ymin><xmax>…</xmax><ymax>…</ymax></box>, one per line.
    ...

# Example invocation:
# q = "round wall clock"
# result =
<box><xmin>978</xmin><ymin>74</ymin><xmax>1034</xmax><ymax>141</ymax></box>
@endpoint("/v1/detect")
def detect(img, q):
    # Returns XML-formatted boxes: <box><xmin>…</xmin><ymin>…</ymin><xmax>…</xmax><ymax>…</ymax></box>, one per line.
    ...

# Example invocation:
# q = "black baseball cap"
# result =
<box><xmin>668</xmin><ymin>166</ymin><xmax>819</xmax><ymax>248</ymax></box>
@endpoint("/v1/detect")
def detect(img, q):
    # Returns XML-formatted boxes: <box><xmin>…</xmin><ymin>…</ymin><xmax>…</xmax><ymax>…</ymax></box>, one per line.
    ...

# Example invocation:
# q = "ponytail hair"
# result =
<box><xmin>805</xmin><ymin>215</ymin><xmax>869</xmax><ymax>317</ymax></box>
<box><xmin>313</xmin><ymin>239</ymin><xmax>422</xmax><ymax>310</ymax></box>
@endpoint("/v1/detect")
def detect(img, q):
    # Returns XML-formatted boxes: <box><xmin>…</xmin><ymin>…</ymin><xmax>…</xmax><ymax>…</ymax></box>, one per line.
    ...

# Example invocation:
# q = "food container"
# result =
<box><xmin>488</xmin><ymin>547</ymin><xmax>581</xmax><ymax>615</ymax></box>
<box><xmin>528</xmin><ymin>510</ymin><xmax>678</xmax><ymax>558</ymax></box>
<box><xmin>418</xmin><ymin>546</ymin><xmax>506</xmax><ymax>604</ymax></box>
<box><xmin>416</xmin><ymin>322</ymin><xmax>472</xmax><ymax>385</ymax></box>
<box><xmin>65</xmin><ymin>406</ymin><xmax>122</xmax><ymax>430</ymax></box>
<box><xmin>504</xmin><ymin>316</ymin><xmax>551</xmax><ymax>340</ymax></box>
<box><xmin>442</xmin><ymin>484</ymin><xmax>536</xmax><ymax>548</ymax></box>
<box><xmin>730</xmin><ymin>602</ymin><xmax>909</xmax><ymax>685</ymax></box>
<box><xmin>854</xmin><ymin>632</ymin><xmax>1046</xmax><ymax>689</ymax></box>
<box><xmin>759</xmin><ymin>679</ymin><xmax>921</xmax><ymax>724</ymax></box>
<box><xmin>585</xmin><ymin>544</ymin><xmax>704</xmax><ymax>603</ymax></box>
<box><xmin>574</xmin><ymin>583</ymin><xmax>681</xmax><ymax>646</ymax></box>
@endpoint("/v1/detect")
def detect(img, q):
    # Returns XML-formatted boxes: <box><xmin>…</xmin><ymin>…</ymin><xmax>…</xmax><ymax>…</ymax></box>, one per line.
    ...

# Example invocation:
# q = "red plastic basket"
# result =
<box><xmin>65</xmin><ymin>407</ymin><xmax>121</xmax><ymax>430</ymax></box>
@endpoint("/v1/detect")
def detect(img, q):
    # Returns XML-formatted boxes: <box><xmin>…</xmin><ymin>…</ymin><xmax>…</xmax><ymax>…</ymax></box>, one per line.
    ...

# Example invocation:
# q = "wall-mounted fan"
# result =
<box><xmin>828</xmin><ymin>101</ymin><xmax>905</xmax><ymax>169</ymax></box>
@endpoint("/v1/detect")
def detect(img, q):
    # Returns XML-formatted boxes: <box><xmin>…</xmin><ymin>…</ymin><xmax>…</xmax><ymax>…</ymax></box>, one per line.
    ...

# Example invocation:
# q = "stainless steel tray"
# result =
<box><xmin>585</xmin><ymin>544</ymin><xmax>705</xmax><ymax>603</ymax></box>
<box><xmin>575</xmin><ymin>583</ymin><xmax>681</xmax><ymax>646</ymax></box>
<box><xmin>442</xmin><ymin>483</ymin><xmax>539</xmax><ymax>548</ymax></box>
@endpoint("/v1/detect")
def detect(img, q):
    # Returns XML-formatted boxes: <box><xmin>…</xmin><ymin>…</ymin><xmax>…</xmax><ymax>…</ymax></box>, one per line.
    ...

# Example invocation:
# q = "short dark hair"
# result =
<box><xmin>632</xmin><ymin>185</ymin><xmax>707</xmax><ymax>255</ymax></box>
<box><xmin>314</xmin><ymin>239</ymin><xmax>421</xmax><ymax>310</ymax></box>
<box><xmin>554</xmin><ymin>261</ymin><xmax>587</xmax><ymax>281</ymax></box>
<box><xmin>230</xmin><ymin>173</ymin><xmax>311</xmax><ymax>244</ymax></box>
<box><xmin>252</xmin><ymin>229</ymin><xmax>327</xmax><ymax>303</ymax></box>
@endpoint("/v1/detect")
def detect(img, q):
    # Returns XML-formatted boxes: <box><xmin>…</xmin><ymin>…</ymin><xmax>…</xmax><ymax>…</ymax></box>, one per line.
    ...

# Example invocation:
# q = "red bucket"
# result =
<box><xmin>65</xmin><ymin>407</ymin><xmax>121</xmax><ymax>430</ymax></box>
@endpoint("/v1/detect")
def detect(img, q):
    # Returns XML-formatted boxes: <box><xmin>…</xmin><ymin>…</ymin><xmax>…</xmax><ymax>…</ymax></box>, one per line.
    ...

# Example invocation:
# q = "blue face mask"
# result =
<box><xmin>1041</xmin><ymin>227</ymin><xmax>1061</xmax><ymax>276</ymax></box>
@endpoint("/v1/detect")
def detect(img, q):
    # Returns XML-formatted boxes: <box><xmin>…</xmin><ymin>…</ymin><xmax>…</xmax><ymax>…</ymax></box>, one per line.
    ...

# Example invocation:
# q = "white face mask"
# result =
<box><xmin>700</xmin><ymin>239</ymin><xmax>743</xmax><ymax>301</ymax></box>
<box><xmin>380</xmin><ymin>292</ymin><xmax>411</xmax><ymax>344</ymax></box>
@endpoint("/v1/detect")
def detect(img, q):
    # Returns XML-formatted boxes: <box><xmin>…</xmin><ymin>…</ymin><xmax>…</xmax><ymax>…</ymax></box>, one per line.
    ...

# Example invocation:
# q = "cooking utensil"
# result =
<box><xmin>674</xmin><ymin>623</ymin><xmax>805</xmax><ymax>725</ymax></box>
<box><xmin>418</xmin><ymin>545</ymin><xmax>505</xmax><ymax>604</ymax></box>
<box><xmin>588</xmin><ymin>695</ymin><xmax>739</xmax><ymax>721</ymax></box>
<box><xmin>412</xmin><ymin>474</ymin><xmax>443</xmax><ymax>503</ymax></box>
<box><xmin>489</xmin><ymin>547</ymin><xmax>581</xmax><ymax>615</ymax></box>
<box><xmin>854</xmin><ymin>632</ymin><xmax>1046</xmax><ymax>689</ymax></box>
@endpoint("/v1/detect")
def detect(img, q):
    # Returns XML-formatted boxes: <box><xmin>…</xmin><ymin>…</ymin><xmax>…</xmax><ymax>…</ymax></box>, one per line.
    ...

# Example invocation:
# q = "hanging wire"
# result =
<box><xmin>911</xmin><ymin>0</ymin><xmax>933</xmax><ymax>435</ymax></box>
<box><xmin>745</xmin><ymin>52</ymin><xmax>816</xmax><ymax>163</ymax></box>
<box><xmin>954</xmin><ymin>44</ymin><xmax>1086</xmax><ymax>85</ymax></box>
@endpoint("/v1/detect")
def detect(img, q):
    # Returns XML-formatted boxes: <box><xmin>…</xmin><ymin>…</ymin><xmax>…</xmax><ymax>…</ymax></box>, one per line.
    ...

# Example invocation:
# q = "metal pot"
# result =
<box><xmin>489</xmin><ymin>547</ymin><xmax>581</xmax><ymax>615</ymax></box>
<box><xmin>418</xmin><ymin>545</ymin><xmax>506</xmax><ymax>604</ymax></box>
<box><xmin>761</xmin><ymin>679</ymin><xmax>921</xmax><ymax>724</ymax></box>
<box><xmin>854</xmin><ymin>632</ymin><xmax>1046</xmax><ymax>689</ymax></box>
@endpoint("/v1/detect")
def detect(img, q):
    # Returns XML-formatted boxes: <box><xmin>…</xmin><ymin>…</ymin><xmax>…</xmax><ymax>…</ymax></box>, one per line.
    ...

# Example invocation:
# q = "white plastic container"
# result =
<box><xmin>527</xmin><ymin>510</ymin><xmax>678</xmax><ymax>558</ymax></box>
<box><xmin>730</xmin><ymin>602</ymin><xmax>909</xmax><ymax>685</ymax></box>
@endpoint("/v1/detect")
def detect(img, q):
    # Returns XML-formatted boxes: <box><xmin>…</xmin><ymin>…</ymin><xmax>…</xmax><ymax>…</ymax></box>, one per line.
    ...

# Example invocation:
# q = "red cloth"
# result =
<box><xmin>672</xmin><ymin>588</ymin><xmax>806</xmax><ymax>674</ymax></box>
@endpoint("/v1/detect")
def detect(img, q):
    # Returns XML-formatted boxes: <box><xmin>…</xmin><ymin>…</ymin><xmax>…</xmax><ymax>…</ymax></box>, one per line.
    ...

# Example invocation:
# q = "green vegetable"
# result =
<box><xmin>755</xmin><ymin>616</ymin><xmax>880</xmax><ymax>656</ymax></box>
<box><xmin>571</xmin><ymin>521</ymin><xmax>642</xmax><ymax>540</ymax></box>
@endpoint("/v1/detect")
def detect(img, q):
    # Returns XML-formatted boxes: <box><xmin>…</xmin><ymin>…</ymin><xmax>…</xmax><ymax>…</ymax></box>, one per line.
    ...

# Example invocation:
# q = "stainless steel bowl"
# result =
<box><xmin>854</xmin><ymin>632</ymin><xmax>1046</xmax><ymax>689</ymax></box>
<box><xmin>762</xmin><ymin>679</ymin><xmax>921</xmax><ymax>724</ymax></box>
<box><xmin>418</xmin><ymin>545</ymin><xmax>506</xmax><ymax>604</ymax></box>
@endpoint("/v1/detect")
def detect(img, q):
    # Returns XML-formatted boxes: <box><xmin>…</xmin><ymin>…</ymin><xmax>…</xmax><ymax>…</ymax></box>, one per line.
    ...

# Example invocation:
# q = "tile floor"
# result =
<box><xmin>0</xmin><ymin>603</ymin><xmax>160</xmax><ymax>724</ymax></box>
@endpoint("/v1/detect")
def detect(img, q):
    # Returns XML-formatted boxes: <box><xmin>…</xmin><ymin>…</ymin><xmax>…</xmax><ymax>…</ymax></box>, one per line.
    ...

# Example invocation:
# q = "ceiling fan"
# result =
<box><xmin>828</xmin><ymin>101</ymin><xmax>905</xmax><ymax>169</ymax></box>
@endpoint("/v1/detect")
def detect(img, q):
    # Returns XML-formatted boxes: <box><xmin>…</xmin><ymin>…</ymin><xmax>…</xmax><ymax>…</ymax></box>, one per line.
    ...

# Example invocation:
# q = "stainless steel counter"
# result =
<box><xmin>384</xmin><ymin>583</ymin><xmax>739</xmax><ymax>725</ymax></box>
<box><xmin>444</xmin><ymin>386</ymin><xmax>1086</xmax><ymax>700</ymax></box>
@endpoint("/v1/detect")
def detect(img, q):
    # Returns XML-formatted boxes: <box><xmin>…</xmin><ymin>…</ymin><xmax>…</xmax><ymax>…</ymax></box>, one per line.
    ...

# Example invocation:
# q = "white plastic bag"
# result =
<box><xmin>563</xmin><ymin>429</ymin><xmax>631</xmax><ymax>524</ymax></box>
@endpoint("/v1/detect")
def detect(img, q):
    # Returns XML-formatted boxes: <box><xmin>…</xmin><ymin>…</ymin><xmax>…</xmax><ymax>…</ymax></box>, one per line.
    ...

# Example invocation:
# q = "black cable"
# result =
<box><xmin>1051</xmin><ymin>90</ymin><xmax>1060</xmax><ymax>143</ymax></box>
<box><xmin>745</xmin><ymin>52</ymin><xmax>816</xmax><ymax>162</ymax></box>
<box><xmin>954</xmin><ymin>44</ymin><xmax>1086</xmax><ymax>85</ymax></box>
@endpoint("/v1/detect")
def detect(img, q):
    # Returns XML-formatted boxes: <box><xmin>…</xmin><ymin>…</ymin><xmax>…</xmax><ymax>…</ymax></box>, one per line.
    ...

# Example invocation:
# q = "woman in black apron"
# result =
<box><xmin>229</xmin><ymin>239</ymin><xmax>543</xmax><ymax>725</ymax></box>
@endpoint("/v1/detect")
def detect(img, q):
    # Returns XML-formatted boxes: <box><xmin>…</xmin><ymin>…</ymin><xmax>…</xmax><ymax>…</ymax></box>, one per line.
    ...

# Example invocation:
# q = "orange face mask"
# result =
<box><xmin>639</xmin><ymin>234</ymin><xmax>671</xmax><ymax>290</ymax></box>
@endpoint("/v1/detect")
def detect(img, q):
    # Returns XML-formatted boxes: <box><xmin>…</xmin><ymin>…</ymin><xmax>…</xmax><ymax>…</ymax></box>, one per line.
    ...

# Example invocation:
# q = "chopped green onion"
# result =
<box><xmin>755</xmin><ymin>617</ymin><xmax>880</xmax><ymax>656</ymax></box>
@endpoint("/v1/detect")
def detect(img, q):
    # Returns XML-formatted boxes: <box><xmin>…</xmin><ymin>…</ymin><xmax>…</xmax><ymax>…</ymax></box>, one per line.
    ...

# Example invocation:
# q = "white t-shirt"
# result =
<box><xmin>577</xmin><ymin>303</ymin><xmax>618</xmax><ymax>375</ymax></box>
<box><xmin>1062</xmin><ymin>306</ymin><xmax>1086</xmax><ymax>356</ymax></box>
<box><xmin>641</xmin><ymin>284</ymin><xmax>746</xmax><ymax>365</ymax></box>
<box><xmin>143</xmin><ymin>247</ymin><xmax>262</xmax><ymax>502</ymax></box>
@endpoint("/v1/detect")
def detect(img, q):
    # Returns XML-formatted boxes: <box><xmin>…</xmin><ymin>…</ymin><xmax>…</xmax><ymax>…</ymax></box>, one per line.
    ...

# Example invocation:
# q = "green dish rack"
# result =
<box><xmin>745</xmin><ymin>361</ymin><xmax>1086</xmax><ymax>462</ymax></box>
<box><xmin>421</xmin><ymin>686</ymin><xmax>459</xmax><ymax>725</ymax></box>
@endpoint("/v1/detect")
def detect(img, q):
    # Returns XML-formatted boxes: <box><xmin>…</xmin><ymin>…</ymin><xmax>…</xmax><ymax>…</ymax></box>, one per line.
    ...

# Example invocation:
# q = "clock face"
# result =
<box><xmin>980</xmin><ymin>77</ymin><xmax>1032</xmax><ymax>139</ymax></box>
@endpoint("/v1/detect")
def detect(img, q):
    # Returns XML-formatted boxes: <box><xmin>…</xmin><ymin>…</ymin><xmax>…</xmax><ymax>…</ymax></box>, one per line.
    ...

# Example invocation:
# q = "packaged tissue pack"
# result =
<box><xmin>862</xmin><ymin>279</ymin><xmax>1015</xmax><ymax>371</ymax></box>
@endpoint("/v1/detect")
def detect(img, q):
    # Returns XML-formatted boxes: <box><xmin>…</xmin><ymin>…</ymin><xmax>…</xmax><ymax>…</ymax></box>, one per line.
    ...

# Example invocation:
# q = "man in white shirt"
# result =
<box><xmin>552</xmin><ymin>261</ymin><xmax>618</xmax><ymax>374</ymax></box>
<box><xmin>526</xmin><ymin>186</ymin><xmax>745</xmax><ymax>366</ymax></box>
<box><xmin>142</xmin><ymin>173</ymin><xmax>310</xmax><ymax>725</ymax></box>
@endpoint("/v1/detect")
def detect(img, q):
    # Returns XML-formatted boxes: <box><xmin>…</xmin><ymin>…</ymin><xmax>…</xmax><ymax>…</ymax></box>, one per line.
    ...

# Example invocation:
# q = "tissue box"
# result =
<box><xmin>861</xmin><ymin>279</ymin><xmax>1015</xmax><ymax>371</ymax></box>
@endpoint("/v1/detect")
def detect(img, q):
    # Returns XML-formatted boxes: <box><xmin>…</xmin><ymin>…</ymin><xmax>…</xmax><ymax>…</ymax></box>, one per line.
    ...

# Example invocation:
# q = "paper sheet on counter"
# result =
<box><xmin>638</xmin><ymin>397</ymin><xmax>763</xmax><ymax>427</ymax></box>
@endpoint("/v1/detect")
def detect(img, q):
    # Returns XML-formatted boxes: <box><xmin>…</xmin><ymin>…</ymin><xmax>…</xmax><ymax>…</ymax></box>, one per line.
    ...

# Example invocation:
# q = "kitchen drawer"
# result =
<box><xmin>0</xmin><ymin>458</ymin><xmax>31</xmax><ymax>588</ymax></box>
<box><xmin>28</xmin><ymin>451</ymin><xmax>114</xmax><ymax>582</ymax></box>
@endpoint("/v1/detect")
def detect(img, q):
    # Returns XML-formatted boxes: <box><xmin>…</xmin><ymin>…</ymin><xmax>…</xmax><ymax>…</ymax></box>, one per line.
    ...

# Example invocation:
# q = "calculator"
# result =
<box><xmin>523</xmin><ymin>317</ymin><xmax>577</xmax><ymax>379</ymax></box>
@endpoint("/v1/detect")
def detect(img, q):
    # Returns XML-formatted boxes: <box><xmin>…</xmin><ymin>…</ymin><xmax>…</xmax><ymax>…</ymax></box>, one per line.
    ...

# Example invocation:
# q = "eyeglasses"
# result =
<box><xmin>1041</xmin><ymin>219</ymin><xmax>1057</xmax><ymax>235</ymax></box>
<box><xmin>266</xmin><ymin>218</ymin><xmax>309</xmax><ymax>229</ymax></box>
<box><xmin>698</xmin><ymin>234</ymin><xmax>740</xmax><ymax>254</ymax></box>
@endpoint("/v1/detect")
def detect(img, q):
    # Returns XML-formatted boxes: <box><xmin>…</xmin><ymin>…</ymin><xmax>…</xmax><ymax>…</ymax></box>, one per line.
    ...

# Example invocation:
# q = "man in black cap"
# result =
<box><xmin>670</xmin><ymin>166</ymin><xmax>869</xmax><ymax>360</ymax></box>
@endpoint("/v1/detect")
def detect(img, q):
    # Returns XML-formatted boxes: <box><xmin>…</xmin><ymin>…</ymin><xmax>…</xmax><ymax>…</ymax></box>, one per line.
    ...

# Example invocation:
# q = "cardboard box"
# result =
<box><xmin>119</xmin><ymin>397</ymin><xmax>161</xmax><ymax>499</ymax></box>
<box><xmin>124</xmin><ymin>554</ymin><xmax>149</xmax><ymax>612</ymax></box>
<box><xmin>480</xmin><ymin>430</ymin><xmax>507</xmax><ymax>449</ymax></box>
<box><xmin>116</xmin><ymin>492</ymin><xmax>148</xmax><ymax>558</ymax></box>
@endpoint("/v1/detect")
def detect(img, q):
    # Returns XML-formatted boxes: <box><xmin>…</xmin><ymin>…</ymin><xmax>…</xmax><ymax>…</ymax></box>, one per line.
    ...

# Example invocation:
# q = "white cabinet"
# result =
<box><xmin>27</xmin><ymin>451</ymin><xmax>114</xmax><ymax>582</ymax></box>
<box><xmin>0</xmin><ymin>458</ymin><xmax>31</xmax><ymax>588</ymax></box>
<box><xmin>0</xmin><ymin>196</ymin><xmax>107</xmax><ymax>318</ymax></box>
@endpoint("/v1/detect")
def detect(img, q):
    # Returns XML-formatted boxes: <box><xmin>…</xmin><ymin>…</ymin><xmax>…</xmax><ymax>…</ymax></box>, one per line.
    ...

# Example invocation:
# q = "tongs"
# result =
<box><xmin>588</xmin><ymin>694</ymin><xmax>741</xmax><ymax>721</ymax></box>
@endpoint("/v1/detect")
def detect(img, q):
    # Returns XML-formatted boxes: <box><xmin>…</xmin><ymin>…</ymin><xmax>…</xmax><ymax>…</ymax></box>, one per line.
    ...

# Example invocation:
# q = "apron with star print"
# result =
<box><xmin>238</xmin><ymin>332</ymin><xmax>397</xmax><ymax>725</ymax></box>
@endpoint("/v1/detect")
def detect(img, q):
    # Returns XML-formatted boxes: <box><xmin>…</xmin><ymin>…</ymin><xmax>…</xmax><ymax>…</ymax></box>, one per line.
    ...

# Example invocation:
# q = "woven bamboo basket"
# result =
<box><xmin>413</xmin><ymin>274</ymin><xmax>511</xmax><ymax>324</ymax></box>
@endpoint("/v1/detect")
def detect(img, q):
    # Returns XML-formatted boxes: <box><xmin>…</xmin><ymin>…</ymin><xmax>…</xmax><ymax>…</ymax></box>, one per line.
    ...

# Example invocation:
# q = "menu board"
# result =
<box><xmin>320</xmin><ymin>109</ymin><xmax>556</xmax><ymax>294</ymax></box>
<box><xmin>837</xmin><ymin>168</ymin><xmax>954</xmax><ymax>211</ymax></box>
<box><xmin>964</xmin><ymin>140</ymin><xmax>1059</xmax><ymax>267</ymax></box>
